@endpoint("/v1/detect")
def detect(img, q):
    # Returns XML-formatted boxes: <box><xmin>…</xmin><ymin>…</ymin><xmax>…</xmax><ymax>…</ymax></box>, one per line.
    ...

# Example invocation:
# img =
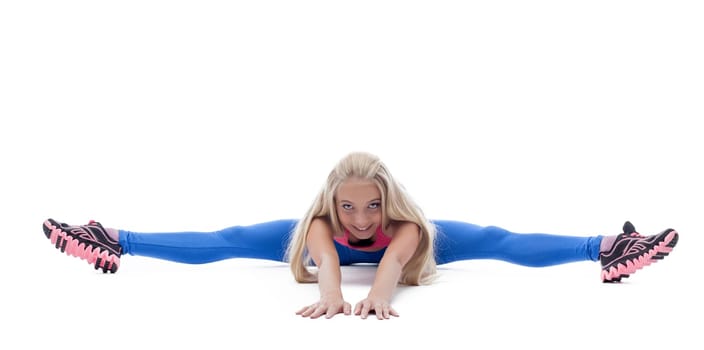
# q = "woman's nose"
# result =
<box><xmin>354</xmin><ymin>213</ymin><xmax>370</xmax><ymax>227</ymax></box>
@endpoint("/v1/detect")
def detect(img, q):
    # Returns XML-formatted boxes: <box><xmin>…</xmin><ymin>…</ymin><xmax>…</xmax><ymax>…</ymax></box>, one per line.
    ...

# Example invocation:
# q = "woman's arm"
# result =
<box><xmin>295</xmin><ymin>218</ymin><xmax>351</xmax><ymax>319</ymax></box>
<box><xmin>355</xmin><ymin>221</ymin><xmax>421</xmax><ymax>319</ymax></box>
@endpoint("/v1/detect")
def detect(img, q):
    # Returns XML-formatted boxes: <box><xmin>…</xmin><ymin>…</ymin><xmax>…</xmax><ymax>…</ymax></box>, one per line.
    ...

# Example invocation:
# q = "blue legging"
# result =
<box><xmin>118</xmin><ymin>219</ymin><xmax>602</xmax><ymax>267</ymax></box>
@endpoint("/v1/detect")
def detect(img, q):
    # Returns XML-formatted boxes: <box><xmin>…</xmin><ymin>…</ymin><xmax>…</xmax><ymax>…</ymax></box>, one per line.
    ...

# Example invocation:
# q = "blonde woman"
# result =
<box><xmin>42</xmin><ymin>152</ymin><xmax>679</xmax><ymax>319</ymax></box>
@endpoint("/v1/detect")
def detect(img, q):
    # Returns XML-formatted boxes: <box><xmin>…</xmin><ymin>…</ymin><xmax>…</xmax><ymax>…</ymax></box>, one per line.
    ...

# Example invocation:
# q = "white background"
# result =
<box><xmin>1</xmin><ymin>1</ymin><xmax>702</xmax><ymax>349</ymax></box>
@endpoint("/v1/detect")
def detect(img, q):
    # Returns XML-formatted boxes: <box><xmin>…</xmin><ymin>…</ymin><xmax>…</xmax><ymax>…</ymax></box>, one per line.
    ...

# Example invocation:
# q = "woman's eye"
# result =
<box><xmin>369</xmin><ymin>202</ymin><xmax>380</xmax><ymax>209</ymax></box>
<box><xmin>341</xmin><ymin>204</ymin><xmax>352</xmax><ymax>210</ymax></box>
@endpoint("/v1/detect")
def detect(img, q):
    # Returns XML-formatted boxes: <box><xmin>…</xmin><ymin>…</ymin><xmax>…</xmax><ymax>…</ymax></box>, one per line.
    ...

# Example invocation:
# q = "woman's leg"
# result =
<box><xmin>119</xmin><ymin>219</ymin><xmax>298</xmax><ymax>264</ymax></box>
<box><xmin>432</xmin><ymin>220</ymin><xmax>602</xmax><ymax>266</ymax></box>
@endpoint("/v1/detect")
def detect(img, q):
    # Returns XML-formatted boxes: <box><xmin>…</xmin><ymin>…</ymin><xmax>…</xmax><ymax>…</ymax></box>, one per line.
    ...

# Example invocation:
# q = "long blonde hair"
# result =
<box><xmin>285</xmin><ymin>152</ymin><xmax>437</xmax><ymax>285</ymax></box>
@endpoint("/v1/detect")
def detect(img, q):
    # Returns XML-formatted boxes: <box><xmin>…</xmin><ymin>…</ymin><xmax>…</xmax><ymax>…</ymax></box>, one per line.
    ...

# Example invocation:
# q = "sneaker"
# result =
<box><xmin>600</xmin><ymin>221</ymin><xmax>678</xmax><ymax>283</ymax></box>
<box><xmin>43</xmin><ymin>218</ymin><xmax>122</xmax><ymax>273</ymax></box>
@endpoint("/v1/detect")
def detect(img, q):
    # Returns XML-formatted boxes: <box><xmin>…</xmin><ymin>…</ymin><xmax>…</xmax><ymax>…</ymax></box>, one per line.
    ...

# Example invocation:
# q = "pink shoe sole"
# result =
<box><xmin>601</xmin><ymin>229</ymin><xmax>678</xmax><ymax>283</ymax></box>
<box><xmin>43</xmin><ymin>219</ymin><xmax>121</xmax><ymax>273</ymax></box>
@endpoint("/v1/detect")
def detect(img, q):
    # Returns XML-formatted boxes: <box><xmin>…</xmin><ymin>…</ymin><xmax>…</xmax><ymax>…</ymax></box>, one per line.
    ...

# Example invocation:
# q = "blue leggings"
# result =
<box><xmin>118</xmin><ymin>219</ymin><xmax>602</xmax><ymax>266</ymax></box>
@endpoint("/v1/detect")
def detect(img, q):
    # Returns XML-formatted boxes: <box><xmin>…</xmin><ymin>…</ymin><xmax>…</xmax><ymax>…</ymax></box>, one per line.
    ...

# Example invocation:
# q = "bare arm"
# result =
<box><xmin>355</xmin><ymin>221</ymin><xmax>421</xmax><ymax>319</ymax></box>
<box><xmin>295</xmin><ymin>218</ymin><xmax>351</xmax><ymax>318</ymax></box>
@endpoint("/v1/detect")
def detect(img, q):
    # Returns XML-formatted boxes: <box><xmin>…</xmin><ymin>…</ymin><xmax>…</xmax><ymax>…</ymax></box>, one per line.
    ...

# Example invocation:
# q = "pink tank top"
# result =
<box><xmin>333</xmin><ymin>226</ymin><xmax>392</xmax><ymax>250</ymax></box>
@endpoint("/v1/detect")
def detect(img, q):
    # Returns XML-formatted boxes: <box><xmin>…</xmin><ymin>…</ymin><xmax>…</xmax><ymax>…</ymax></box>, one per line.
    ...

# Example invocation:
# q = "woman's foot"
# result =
<box><xmin>600</xmin><ymin>221</ymin><xmax>678</xmax><ymax>283</ymax></box>
<box><xmin>43</xmin><ymin>218</ymin><xmax>122</xmax><ymax>273</ymax></box>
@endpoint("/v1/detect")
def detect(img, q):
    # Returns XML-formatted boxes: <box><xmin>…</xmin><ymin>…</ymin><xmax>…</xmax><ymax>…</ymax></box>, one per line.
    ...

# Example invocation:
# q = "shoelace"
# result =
<box><xmin>627</xmin><ymin>232</ymin><xmax>644</xmax><ymax>238</ymax></box>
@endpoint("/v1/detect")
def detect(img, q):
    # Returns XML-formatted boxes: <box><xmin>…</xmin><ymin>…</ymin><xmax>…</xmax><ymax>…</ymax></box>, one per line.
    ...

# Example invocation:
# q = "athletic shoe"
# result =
<box><xmin>43</xmin><ymin>218</ymin><xmax>122</xmax><ymax>273</ymax></box>
<box><xmin>600</xmin><ymin>221</ymin><xmax>678</xmax><ymax>283</ymax></box>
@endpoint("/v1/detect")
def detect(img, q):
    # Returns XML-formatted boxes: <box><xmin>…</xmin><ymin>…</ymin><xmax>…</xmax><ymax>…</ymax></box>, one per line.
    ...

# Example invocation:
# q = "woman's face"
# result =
<box><xmin>335</xmin><ymin>177</ymin><xmax>382</xmax><ymax>241</ymax></box>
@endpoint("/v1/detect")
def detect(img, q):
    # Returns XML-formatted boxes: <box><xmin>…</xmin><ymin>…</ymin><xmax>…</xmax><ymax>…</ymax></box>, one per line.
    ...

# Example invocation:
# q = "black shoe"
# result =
<box><xmin>43</xmin><ymin>218</ymin><xmax>122</xmax><ymax>273</ymax></box>
<box><xmin>600</xmin><ymin>221</ymin><xmax>678</xmax><ymax>283</ymax></box>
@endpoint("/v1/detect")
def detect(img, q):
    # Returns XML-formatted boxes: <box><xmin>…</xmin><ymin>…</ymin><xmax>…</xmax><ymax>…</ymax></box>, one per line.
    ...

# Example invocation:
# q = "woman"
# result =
<box><xmin>42</xmin><ymin>152</ymin><xmax>678</xmax><ymax>319</ymax></box>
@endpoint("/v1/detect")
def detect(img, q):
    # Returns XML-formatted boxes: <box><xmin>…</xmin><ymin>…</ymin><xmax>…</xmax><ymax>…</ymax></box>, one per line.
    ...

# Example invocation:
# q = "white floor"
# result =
<box><xmin>2</xmin><ymin>1</ymin><xmax>702</xmax><ymax>349</ymax></box>
<box><xmin>5</xmin><ymin>236</ymin><xmax>701</xmax><ymax>349</ymax></box>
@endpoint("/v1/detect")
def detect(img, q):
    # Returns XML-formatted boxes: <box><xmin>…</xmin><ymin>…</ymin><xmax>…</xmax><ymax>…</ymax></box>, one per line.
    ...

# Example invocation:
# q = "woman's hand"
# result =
<box><xmin>296</xmin><ymin>295</ymin><xmax>351</xmax><ymax>319</ymax></box>
<box><xmin>354</xmin><ymin>296</ymin><xmax>399</xmax><ymax>320</ymax></box>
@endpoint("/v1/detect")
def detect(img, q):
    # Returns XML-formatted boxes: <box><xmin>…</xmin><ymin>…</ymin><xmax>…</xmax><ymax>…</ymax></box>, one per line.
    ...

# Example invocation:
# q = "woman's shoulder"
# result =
<box><xmin>310</xmin><ymin>217</ymin><xmax>334</xmax><ymax>234</ymax></box>
<box><xmin>386</xmin><ymin>220</ymin><xmax>421</xmax><ymax>236</ymax></box>
<box><xmin>387</xmin><ymin>220</ymin><xmax>417</xmax><ymax>228</ymax></box>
